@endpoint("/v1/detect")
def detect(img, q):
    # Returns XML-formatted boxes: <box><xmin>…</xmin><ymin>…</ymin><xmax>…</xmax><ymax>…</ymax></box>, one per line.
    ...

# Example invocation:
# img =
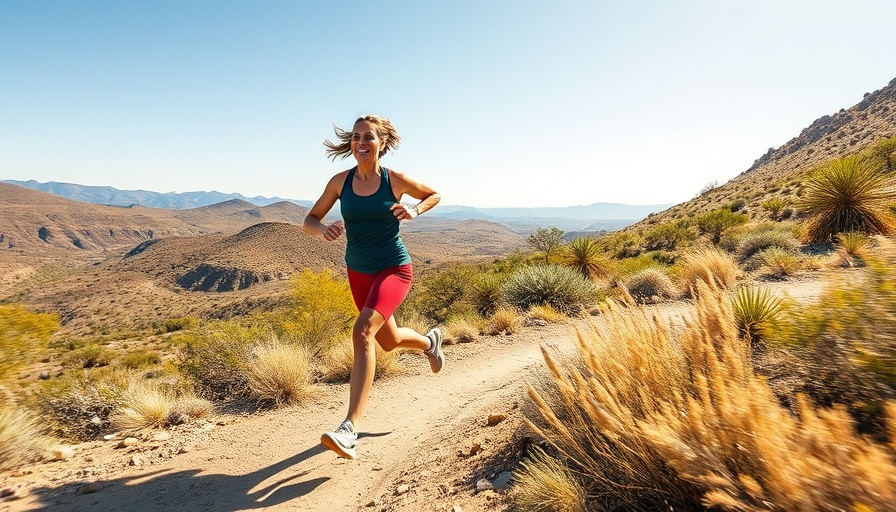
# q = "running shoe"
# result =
<box><xmin>425</xmin><ymin>327</ymin><xmax>444</xmax><ymax>373</ymax></box>
<box><xmin>321</xmin><ymin>419</ymin><xmax>358</xmax><ymax>459</ymax></box>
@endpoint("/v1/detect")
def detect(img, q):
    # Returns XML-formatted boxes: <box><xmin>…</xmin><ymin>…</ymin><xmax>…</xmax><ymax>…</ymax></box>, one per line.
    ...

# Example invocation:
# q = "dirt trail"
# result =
<box><xmin>5</xmin><ymin>275</ymin><xmax>832</xmax><ymax>512</ymax></box>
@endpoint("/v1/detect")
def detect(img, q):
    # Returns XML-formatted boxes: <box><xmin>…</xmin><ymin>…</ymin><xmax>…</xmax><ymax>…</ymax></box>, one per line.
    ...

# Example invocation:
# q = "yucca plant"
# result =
<box><xmin>837</xmin><ymin>231</ymin><xmax>870</xmax><ymax>256</ymax></box>
<box><xmin>799</xmin><ymin>155</ymin><xmax>896</xmax><ymax>242</ymax></box>
<box><xmin>731</xmin><ymin>287</ymin><xmax>783</xmax><ymax>342</ymax></box>
<box><xmin>560</xmin><ymin>237</ymin><xmax>610</xmax><ymax>280</ymax></box>
<box><xmin>470</xmin><ymin>274</ymin><xmax>505</xmax><ymax>317</ymax></box>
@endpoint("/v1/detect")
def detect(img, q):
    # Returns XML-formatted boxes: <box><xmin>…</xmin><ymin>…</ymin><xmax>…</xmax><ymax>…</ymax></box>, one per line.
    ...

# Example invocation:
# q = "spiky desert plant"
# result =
<box><xmin>470</xmin><ymin>274</ymin><xmax>506</xmax><ymax>317</ymax></box>
<box><xmin>761</xmin><ymin>198</ymin><xmax>788</xmax><ymax>219</ymax></box>
<box><xmin>560</xmin><ymin>237</ymin><xmax>610</xmax><ymax>280</ymax></box>
<box><xmin>244</xmin><ymin>339</ymin><xmax>316</xmax><ymax>406</ymax></box>
<box><xmin>623</xmin><ymin>268</ymin><xmax>678</xmax><ymax>304</ymax></box>
<box><xmin>504</xmin><ymin>265</ymin><xmax>597</xmax><ymax>314</ymax></box>
<box><xmin>837</xmin><ymin>231</ymin><xmax>870</xmax><ymax>256</ymax></box>
<box><xmin>526</xmin><ymin>282</ymin><xmax>896</xmax><ymax>511</ymax></box>
<box><xmin>679</xmin><ymin>247</ymin><xmax>739</xmax><ymax>293</ymax></box>
<box><xmin>731</xmin><ymin>287</ymin><xmax>783</xmax><ymax>342</ymax></box>
<box><xmin>513</xmin><ymin>447</ymin><xmax>587</xmax><ymax>512</ymax></box>
<box><xmin>0</xmin><ymin>407</ymin><xmax>50</xmax><ymax>471</ymax></box>
<box><xmin>799</xmin><ymin>155</ymin><xmax>896</xmax><ymax>242</ymax></box>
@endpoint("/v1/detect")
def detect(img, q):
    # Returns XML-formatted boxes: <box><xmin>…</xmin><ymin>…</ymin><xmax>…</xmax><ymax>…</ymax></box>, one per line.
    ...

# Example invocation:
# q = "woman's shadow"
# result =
<box><xmin>29</xmin><ymin>432</ymin><xmax>390</xmax><ymax>511</ymax></box>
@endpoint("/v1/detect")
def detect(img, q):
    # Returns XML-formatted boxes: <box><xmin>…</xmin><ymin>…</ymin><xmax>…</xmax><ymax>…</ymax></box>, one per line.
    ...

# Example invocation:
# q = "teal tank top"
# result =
<box><xmin>340</xmin><ymin>166</ymin><xmax>411</xmax><ymax>273</ymax></box>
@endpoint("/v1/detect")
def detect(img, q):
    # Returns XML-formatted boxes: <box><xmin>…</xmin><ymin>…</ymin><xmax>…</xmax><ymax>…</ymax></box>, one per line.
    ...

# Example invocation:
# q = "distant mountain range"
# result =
<box><xmin>2</xmin><ymin>179</ymin><xmax>673</xmax><ymax>233</ymax></box>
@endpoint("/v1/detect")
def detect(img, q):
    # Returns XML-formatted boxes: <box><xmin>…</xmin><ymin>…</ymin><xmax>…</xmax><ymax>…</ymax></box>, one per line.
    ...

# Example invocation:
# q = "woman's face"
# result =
<box><xmin>351</xmin><ymin>120</ymin><xmax>382</xmax><ymax>163</ymax></box>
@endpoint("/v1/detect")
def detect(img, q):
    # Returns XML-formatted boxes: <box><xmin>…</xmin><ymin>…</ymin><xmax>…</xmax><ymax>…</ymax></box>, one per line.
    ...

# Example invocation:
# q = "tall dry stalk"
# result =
<box><xmin>525</xmin><ymin>280</ymin><xmax>896</xmax><ymax>511</ymax></box>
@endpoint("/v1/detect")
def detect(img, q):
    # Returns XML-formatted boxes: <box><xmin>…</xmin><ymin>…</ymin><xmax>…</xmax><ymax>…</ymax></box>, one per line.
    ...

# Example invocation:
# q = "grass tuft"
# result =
<box><xmin>0</xmin><ymin>407</ymin><xmax>50</xmax><ymax>471</ymax></box>
<box><xmin>513</xmin><ymin>447</ymin><xmax>587</xmax><ymax>512</ymax></box>
<box><xmin>244</xmin><ymin>339</ymin><xmax>317</xmax><ymax>406</ymax></box>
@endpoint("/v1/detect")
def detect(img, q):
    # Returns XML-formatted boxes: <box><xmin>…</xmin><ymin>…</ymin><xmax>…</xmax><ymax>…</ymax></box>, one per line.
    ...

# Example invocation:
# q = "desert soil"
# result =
<box><xmin>0</xmin><ymin>276</ymin><xmax>830</xmax><ymax>512</ymax></box>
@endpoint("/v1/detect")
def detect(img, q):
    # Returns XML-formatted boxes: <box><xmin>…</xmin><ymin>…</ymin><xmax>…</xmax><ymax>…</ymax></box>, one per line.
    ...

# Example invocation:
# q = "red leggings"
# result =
<box><xmin>346</xmin><ymin>264</ymin><xmax>413</xmax><ymax>319</ymax></box>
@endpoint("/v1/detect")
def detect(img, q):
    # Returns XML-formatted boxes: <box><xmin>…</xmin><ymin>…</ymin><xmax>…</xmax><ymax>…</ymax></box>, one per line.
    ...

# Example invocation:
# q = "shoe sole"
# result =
<box><xmin>320</xmin><ymin>433</ymin><xmax>358</xmax><ymax>460</ymax></box>
<box><xmin>428</xmin><ymin>328</ymin><xmax>444</xmax><ymax>373</ymax></box>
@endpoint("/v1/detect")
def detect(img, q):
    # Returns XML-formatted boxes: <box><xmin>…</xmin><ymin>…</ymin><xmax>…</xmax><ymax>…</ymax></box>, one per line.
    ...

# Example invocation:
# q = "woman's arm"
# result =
<box><xmin>303</xmin><ymin>172</ymin><xmax>347</xmax><ymax>241</ymax></box>
<box><xmin>388</xmin><ymin>170</ymin><xmax>441</xmax><ymax>221</ymax></box>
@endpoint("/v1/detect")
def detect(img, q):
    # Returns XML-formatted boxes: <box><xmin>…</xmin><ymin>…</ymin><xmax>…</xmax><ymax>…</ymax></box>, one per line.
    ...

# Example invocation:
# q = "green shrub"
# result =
<box><xmin>176</xmin><ymin>321</ymin><xmax>260</xmax><ymax>399</ymax></box>
<box><xmin>280</xmin><ymin>269</ymin><xmax>356</xmax><ymax>350</ymax></box>
<box><xmin>799</xmin><ymin>155</ymin><xmax>896</xmax><ymax>242</ymax></box>
<box><xmin>36</xmin><ymin>368</ymin><xmax>130</xmax><ymax>440</ymax></box>
<box><xmin>160</xmin><ymin>317</ymin><xmax>199</xmax><ymax>334</ymax></box>
<box><xmin>470</xmin><ymin>274</ymin><xmax>506</xmax><ymax>317</ymax></box>
<box><xmin>598</xmin><ymin>231</ymin><xmax>642</xmax><ymax>259</ymax></box>
<box><xmin>734</xmin><ymin>227</ymin><xmax>800</xmax><ymax>267</ymax></box>
<box><xmin>560</xmin><ymin>237</ymin><xmax>611</xmax><ymax>279</ymax></box>
<box><xmin>63</xmin><ymin>344</ymin><xmax>113</xmax><ymax>369</ymax></box>
<box><xmin>408</xmin><ymin>264</ymin><xmax>477</xmax><ymax>323</ymax></box>
<box><xmin>731</xmin><ymin>287</ymin><xmax>783</xmax><ymax>342</ymax></box>
<box><xmin>695</xmin><ymin>208</ymin><xmax>749</xmax><ymax>245</ymax></box>
<box><xmin>527</xmin><ymin>227</ymin><xmax>566</xmax><ymax>264</ymax></box>
<box><xmin>120</xmin><ymin>350</ymin><xmax>162</xmax><ymax>369</ymax></box>
<box><xmin>761</xmin><ymin>197</ymin><xmax>788</xmax><ymax>219</ymax></box>
<box><xmin>643</xmin><ymin>220</ymin><xmax>694</xmax><ymax>251</ymax></box>
<box><xmin>504</xmin><ymin>265</ymin><xmax>596</xmax><ymax>314</ymax></box>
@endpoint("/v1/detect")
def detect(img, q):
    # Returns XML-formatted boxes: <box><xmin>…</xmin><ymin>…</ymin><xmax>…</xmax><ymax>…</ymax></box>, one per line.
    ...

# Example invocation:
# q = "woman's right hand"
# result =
<box><xmin>323</xmin><ymin>220</ymin><xmax>345</xmax><ymax>241</ymax></box>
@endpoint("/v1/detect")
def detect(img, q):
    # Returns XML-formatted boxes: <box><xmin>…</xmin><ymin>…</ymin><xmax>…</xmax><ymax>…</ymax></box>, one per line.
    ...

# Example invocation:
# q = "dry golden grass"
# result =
<box><xmin>623</xmin><ymin>268</ymin><xmax>678</xmax><ymax>304</ymax></box>
<box><xmin>513</xmin><ymin>447</ymin><xmax>586</xmax><ymax>512</ymax></box>
<box><xmin>680</xmin><ymin>247</ymin><xmax>739</xmax><ymax>294</ymax></box>
<box><xmin>527</xmin><ymin>304</ymin><xmax>566</xmax><ymax>324</ymax></box>
<box><xmin>111</xmin><ymin>379</ymin><xmax>212</xmax><ymax>430</ymax></box>
<box><xmin>444</xmin><ymin>317</ymin><xmax>479</xmax><ymax>344</ymax></box>
<box><xmin>245</xmin><ymin>339</ymin><xmax>317</xmax><ymax>406</ymax></box>
<box><xmin>487</xmin><ymin>307</ymin><xmax>523</xmax><ymax>335</ymax></box>
<box><xmin>524</xmin><ymin>280</ymin><xmax>896</xmax><ymax>511</ymax></box>
<box><xmin>0</xmin><ymin>406</ymin><xmax>50</xmax><ymax>471</ymax></box>
<box><xmin>320</xmin><ymin>339</ymin><xmax>403</xmax><ymax>383</ymax></box>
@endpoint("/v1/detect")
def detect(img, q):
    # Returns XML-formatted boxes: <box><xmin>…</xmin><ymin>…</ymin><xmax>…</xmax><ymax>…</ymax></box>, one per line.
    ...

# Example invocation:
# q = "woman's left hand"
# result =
<box><xmin>390</xmin><ymin>203</ymin><xmax>418</xmax><ymax>221</ymax></box>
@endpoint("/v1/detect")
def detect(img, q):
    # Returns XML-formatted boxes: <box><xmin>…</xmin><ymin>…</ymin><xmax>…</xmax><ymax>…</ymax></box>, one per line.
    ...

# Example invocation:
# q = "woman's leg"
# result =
<box><xmin>375</xmin><ymin>315</ymin><xmax>431</xmax><ymax>352</ymax></box>
<box><xmin>346</xmin><ymin>306</ymin><xmax>386</xmax><ymax>426</ymax></box>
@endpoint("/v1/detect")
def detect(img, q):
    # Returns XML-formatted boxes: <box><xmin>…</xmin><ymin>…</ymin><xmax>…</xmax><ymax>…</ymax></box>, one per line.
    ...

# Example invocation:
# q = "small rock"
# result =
<box><xmin>51</xmin><ymin>445</ymin><xmax>75</xmax><ymax>460</ymax></box>
<box><xmin>178</xmin><ymin>445</ymin><xmax>192</xmax><ymax>454</ymax></box>
<box><xmin>117</xmin><ymin>437</ymin><xmax>138</xmax><ymax>448</ymax></box>
<box><xmin>365</xmin><ymin>500</ymin><xmax>377</xmax><ymax>507</ymax></box>
<box><xmin>0</xmin><ymin>488</ymin><xmax>14</xmax><ymax>498</ymax></box>
<box><xmin>486</xmin><ymin>414</ymin><xmax>507</xmax><ymax>426</ymax></box>
<box><xmin>475</xmin><ymin>479</ymin><xmax>494</xmax><ymax>492</ymax></box>
<box><xmin>468</xmin><ymin>443</ymin><xmax>482</xmax><ymax>457</ymax></box>
<box><xmin>103</xmin><ymin>434</ymin><xmax>116</xmax><ymax>441</ymax></box>
<box><xmin>493</xmin><ymin>471</ymin><xmax>512</xmax><ymax>489</ymax></box>
<box><xmin>38</xmin><ymin>372</ymin><xmax>50</xmax><ymax>380</ymax></box>
<box><xmin>129</xmin><ymin>455</ymin><xmax>143</xmax><ymax>466</ymax></box>
<box><xmin>84</xmin><ymin>456</ymin><xmax>94</xmax><ymax>463</ymax></box>
<box><xmin>81</xmin><ymin>482</ymin><xmax>102</xmax><ymax>494</ymax></box>
<box><xmin>372</xmin><ymin>465</ymin><xmax>382</xmax><ymax>471</ymax></box>
<box><xmin>151</xmin><ymin>432</ymin><xmax>171</xmax><ymax>442</ymax></box>
<box><xmin>216</xmin><ymin>420</ymin><xmax>227</xmax><ymax>426</ymax></box>
<box><xmin>170</xmin><ymin>414</ymin><xmax>190</xmax><ymax>426</ymax></box>
<box><xmin>395</xmin><ymin>484</ymin><xmax>410</xmax><ymax>495</ymax></box>
<box><xmin>90</xmin><ymin>416</ymin><xmax>102</xmax><ymax>426</ymax></box>
<box><xmin>452</xmin><ymin>506</ymin><xmax>463</xmax><ymax>512</ymax></box>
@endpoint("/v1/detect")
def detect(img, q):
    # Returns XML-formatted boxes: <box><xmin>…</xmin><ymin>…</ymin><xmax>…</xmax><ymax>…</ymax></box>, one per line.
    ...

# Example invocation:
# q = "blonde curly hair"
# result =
<box><xmin>324</xmin><ymin>115</ymin><xmax>401</xmax><ymax>161</ymax></box>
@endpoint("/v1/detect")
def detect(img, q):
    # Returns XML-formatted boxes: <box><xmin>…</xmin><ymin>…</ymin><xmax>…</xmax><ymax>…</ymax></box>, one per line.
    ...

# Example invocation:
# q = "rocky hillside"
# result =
<box><xmin>638</xmin><ymin>76</ymin><xmax>896</xmax><ymax>227</ymax></box>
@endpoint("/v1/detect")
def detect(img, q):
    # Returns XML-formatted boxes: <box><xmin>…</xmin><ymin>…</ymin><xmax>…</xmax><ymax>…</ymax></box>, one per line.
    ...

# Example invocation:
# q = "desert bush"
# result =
<box><xmin>36</xmin><ymin>368</ymin><xmax>130</xmax><ymax>440</ymax></box>
<box><xmin>799</xmin><ymin>155</ymin><xmax>896</xmax><ymax>242</ymax></box>
<box><xmin>409</xmin><ymin>264</ymin><xmax>477</xmax><ymax>323</ymax></box>
<box><xmin>598</xmin><ymin>231</ymin><xmax>642</xmax><ymax>259</ymax></box>
<box><xmin>159</xmin><ymin>316</ymin><xmax>199</xmax><ymax>334</ymax></box>
<box><xmin>695</xmin><ymin>208</ymin><xmax>749</xmax><ymax>245</ymax></box>
<box><xmin>281</xmin><ymin>269</ymin><xmax>356</xmax><ymax>350</ymax></box>
<box><xmin>111</xmin><ymin>379</ymin><xmax>212</xmax><ymax>430</ymax></box>
<box><xmin>623</xmin><ymin>268</ymin><xmax>678</xmax><ymax>304</ymax></box>
<box><xmin>244</xmin><ymin>339</ymin><xmax>316</xmax><ymax>406</ymax></box>
<box><xmin>769</xmin><ymin>249</ymin><xmax>896</xmax><ymax>431</ymax></box>
<box><xmin>731</xmin><ymin>287</ymin><xmax>783</xmax><ymax>343</ymax></box>
<box><xmin>758</xmin><ymin>247</ymin><xmax>804</xmax><ymax>278</ymax></box>
<box><xmin>866</xmin><ymin>135</ymin><xmax>896</xmax><ymax>173</ymax></box>
<box><xmin>120</xmin><ymin>350</ymin><xmax>162</xmax><ymax>369</ymax></box>
<box><xmin>469</xmin><ymin>273</ymin><xmax>506</xmax><ymax>317</ymax></box>
<box><xmin>731</xmin><ymin>226</ymin><xmax>800</xmax><ymax>266</ymax></box>
<box><xmin>527</xmin><ymin>304</ymin><xmax>565</xmax><ymax>324</ymax></box>
<box><xmin>445</xmin><ymin>316</ymin><xmax>479</xmax><ymax>344</ymax></box>
<box><xmin>513</xmin><ymin>447</ymin><xmax>586</xmax><ymax>512</ymax></box>
<box><xmin>728</xmin><ymin>198</ymin><xmax>747</xmax><ymax>212</ymax></box>
<box><xmin>176</xmin><ymin>321</ymin><xmax>261</xmax><ymax>399</ymax></box>
<box><xmin>643</xmin><ymin>220</ymin><xmax>694</xmax><ymax>251</ymax></box>
<box><xmin>487</xmin><ymin>307</ymin><xmax>523</xmax><ymax>335</ymax></box>
<box><xmin>612</xmin><ymin>253</ymin><xmax>661</xmax><ymax>277</ymax></box>
<box><xmin>679</xmin><ymin>247</ymin><xmax>739</xmax><ymax>293</ymax></box>
<box><xmin>761</xmin><ymin>197</ymin><xmax>788</xmax><ymax>219</ymax></box>
<box><xmin>560</xmin><ymin>237</ymin><xmax>611</xmax><ymax>279</ymax></box>
<box><xmin>320</xmin><ymin>339</ymin><xmax>403</xmax><ymax>383</ymax></box>
<box><xmin>0</xmin><ymin>304</ymin><xmax>58</xmax><ymax>380</ymax></box>
<box><xmin>525</xmin><ymin>283</ymin><xmax>896</xmax><ymax>511</ymax></box>
<box><xmin>0</xmin><ymin>406</ymin><xmax>49</xmax><ymax>471</ymax></box>
<box><xmin>504</xmin><ymin>265</ymin><xmax>596</xmax><ymax>314</ymax></box>
<box><xmin>62</xmin><ymin>344</ymin><xmax>114</xmax><ymax>369</ymax></box>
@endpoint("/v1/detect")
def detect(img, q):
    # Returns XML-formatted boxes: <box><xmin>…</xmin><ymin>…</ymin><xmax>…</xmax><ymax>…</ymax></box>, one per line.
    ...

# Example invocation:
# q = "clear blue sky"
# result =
<box><xmin>2</xmin><ymin>1</ymin><xmax>894</xmax><ymax>208</ymax></box>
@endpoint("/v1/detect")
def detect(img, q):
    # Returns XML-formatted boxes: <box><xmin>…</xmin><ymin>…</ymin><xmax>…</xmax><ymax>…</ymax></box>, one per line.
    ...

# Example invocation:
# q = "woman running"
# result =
<box><xmin>303</xmin><ymin>114</ymin><xmax>443</xmax><ymax>459</ymax></box>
